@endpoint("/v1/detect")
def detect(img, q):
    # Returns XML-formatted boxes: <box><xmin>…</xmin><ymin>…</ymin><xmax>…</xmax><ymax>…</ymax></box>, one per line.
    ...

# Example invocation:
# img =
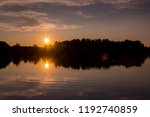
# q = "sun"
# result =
<box><xmin>44</xmin><ymin>37</ymin><xmax>50</xmax><ymax>44</ymax></box>
<box><xmin>44</xmin><ymin>62</ymin><xmax>49</xmax><ymax>69</ymax></box>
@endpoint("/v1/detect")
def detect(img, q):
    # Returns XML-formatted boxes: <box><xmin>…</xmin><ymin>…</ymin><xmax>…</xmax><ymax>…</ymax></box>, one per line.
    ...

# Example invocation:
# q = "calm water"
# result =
<box><xmin>0</xmin><ymin>58</ymin><xmax>150</xmax><ymax>100</ymax></box>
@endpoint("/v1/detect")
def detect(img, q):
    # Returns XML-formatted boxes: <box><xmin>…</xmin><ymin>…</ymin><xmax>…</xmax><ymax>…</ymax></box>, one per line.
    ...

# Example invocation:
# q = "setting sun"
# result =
<box><xmin>44</xmin><ymin>37</ymin><xmax>50</xmax><ymax>44</ymax></box>
<box><xmin>45</xmin><ymin>62</ymin><xmax>49</xmax><ymax>69</ymax></box>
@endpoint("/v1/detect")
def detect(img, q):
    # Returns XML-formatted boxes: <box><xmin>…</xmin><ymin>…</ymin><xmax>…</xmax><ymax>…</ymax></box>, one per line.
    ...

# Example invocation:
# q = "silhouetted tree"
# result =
<box><xmin>0</xmin><ymin>39</ymin><xmax>149</xmax><ymax>69</ymax></box>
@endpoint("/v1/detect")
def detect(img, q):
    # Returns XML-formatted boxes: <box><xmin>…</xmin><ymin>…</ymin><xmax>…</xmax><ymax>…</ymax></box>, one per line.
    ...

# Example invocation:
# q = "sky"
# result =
<box><xmin>0</xmin><ymin>0</ymin><xmax>150</xmax><ymax>46</ymax></box>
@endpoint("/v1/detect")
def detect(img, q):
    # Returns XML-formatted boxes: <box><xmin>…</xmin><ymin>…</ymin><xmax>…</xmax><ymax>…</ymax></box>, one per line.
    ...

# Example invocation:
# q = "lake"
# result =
<box><xmin>0</xmin><ymin>58</ymin><xmax>150</xmax><ymax>100</ymax></box>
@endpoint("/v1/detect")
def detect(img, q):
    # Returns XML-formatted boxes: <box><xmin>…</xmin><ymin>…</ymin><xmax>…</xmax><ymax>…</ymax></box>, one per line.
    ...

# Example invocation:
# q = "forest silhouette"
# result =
<box><xmin>0</xmin><ymin>39</ymin><xmax>150</xmax><ymax>70</ymax></box>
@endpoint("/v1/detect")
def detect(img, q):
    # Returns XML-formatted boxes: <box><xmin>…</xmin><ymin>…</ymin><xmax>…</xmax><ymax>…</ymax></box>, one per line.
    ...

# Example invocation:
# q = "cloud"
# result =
<box><xmin>0</xmin><ymin>0</ymin><xmax>146</xmax><ymax>32</ymax></box>
<box><xmin>76</xmin><ymin>11</ymin><xmax>94</xmax><ymax>19</ymax></box>
<box><xmin>0</xmin><ymin>0</ymin><xmax>85</xmax><ymax>32</ymax></box>
<box><xmin>0</xmin><ymin>10</ymin><xmax>80</xmax><ymax>32</ymax></box>
<box><xmin>0</xmin><ymin>0</ymin><xmax>97</xmax><ymax>6</ymax></box>
<box><xmin>100</xmin><ymin>0</ymin><xmax>141</xmax><ymax>8</ymax></box>
<box><xmin>0</xmin><ymin>0</ymin><xmax>143</xmax><ymax>8</ymax></box>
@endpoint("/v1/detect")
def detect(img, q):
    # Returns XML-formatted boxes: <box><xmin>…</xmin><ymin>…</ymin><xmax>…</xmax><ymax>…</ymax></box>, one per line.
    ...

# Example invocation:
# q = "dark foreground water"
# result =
<box><xmin>0</xmin><ymin>58</ymin><xmax>150</xmax><ymax>100</ymax></box>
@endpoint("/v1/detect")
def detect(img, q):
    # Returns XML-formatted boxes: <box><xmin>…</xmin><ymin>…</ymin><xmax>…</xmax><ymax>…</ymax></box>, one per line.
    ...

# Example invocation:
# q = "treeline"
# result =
<box><xmin>51</xmin><ymin>39</ymin><xmax>146</xmax><ymax>57</ymax></box>
<box><xmin>0</xmin><ymin>39</ymin><xmax>150</xmax><ymax>69</ymax></box>
<box><xmin>0</xmin><ymin>41</ymin><xmax>43</xmax><ymax>68</ymax></box>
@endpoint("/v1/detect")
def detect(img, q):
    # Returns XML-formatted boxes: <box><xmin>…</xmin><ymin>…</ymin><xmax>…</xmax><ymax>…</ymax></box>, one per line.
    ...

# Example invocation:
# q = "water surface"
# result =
<box><xmin>0</xmin><ymin>58</ymin><xmax>150</xmax><ymax>100</ymax></box>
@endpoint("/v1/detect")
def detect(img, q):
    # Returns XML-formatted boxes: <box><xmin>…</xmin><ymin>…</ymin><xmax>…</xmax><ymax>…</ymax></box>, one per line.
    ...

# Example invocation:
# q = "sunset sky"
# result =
<box><xmin>0</xmin><ymin>0</ymin><xmax>150</xmax><ymax>46</ymax></box>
